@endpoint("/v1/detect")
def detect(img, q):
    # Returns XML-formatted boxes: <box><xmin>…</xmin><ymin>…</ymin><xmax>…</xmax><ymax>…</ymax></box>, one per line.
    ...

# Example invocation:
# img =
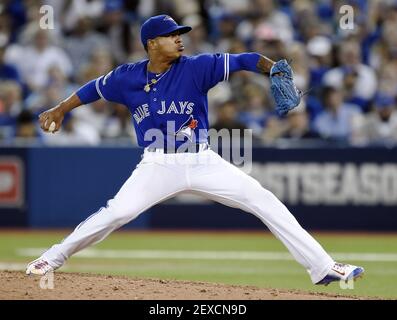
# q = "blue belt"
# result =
<box><xmin>146</xmin><ymin>143</ymin><xmax>209</xmax><ymax>154</ymax></box>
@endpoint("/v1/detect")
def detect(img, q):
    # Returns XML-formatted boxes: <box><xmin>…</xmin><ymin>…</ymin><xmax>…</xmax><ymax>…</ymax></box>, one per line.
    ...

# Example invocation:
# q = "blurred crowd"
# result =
<box><xmin>1</xmin><ymin>0</ymin><xmax>397</xmax><ymax>147</ymax></box>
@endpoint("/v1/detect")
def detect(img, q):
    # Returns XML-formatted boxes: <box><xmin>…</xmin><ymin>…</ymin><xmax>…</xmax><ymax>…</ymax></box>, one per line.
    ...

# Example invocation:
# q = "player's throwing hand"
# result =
<box><xmin>38</xmin><ymin>106</ymin><xmax>65</xmax><ymax>133</ymax></box>
<box><xmin>38</xmin><ymin>93</ymin><xmax>82</xmax><ymax>133</ymax></box>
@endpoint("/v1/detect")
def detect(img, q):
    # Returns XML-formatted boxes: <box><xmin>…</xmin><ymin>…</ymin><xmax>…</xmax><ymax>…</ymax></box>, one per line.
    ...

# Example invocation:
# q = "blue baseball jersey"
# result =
<box><xmin>77</xmin><ymin>52</ymin><xmax>260</xmax><ymax>148</ymax></box>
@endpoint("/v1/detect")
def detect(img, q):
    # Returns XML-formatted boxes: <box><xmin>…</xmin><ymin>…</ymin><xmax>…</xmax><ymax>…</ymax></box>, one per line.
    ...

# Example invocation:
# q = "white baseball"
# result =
<box><xmin>48</xmin><ymin>121</ymin><xmax>56</xmax><ymax>133</ymax></box>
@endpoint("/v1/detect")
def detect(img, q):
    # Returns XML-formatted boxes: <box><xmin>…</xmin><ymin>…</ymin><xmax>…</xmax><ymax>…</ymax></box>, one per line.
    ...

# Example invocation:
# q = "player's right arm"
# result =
<box><xmin>38</xmin><ymin>65</ymin><xmax>128</xmax><ymax>133</ymax></box>
<box><xmin>38</xmin><ymin>93</ymin><xmax>82</xmax><ymax>133</ymax></box>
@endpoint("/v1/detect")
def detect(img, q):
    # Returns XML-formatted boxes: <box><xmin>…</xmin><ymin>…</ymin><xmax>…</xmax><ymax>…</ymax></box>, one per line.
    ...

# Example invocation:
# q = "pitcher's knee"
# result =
<box><xmin>244</xmin><ymin>187</ymin><xmax>283</xmax><ymax>211</ymax></box>
<box><xmin>241</xmin><ymin>181</ymin><xmax>274</xmax><ymax>204</ymax></box>
<box><xmin>106</xmin><ymin>200</ymin><xmax>139</xmax><ymax>227</ymax></box>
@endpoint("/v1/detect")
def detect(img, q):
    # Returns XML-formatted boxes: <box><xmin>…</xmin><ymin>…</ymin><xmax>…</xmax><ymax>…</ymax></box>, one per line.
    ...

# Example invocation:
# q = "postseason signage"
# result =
<box><xmin>247</xmin><ymin>147</ymin><xmax>397</xmax><ymax>208</ymax></box>
<box><xmin>251</xmin><ymin>162</ymin><xmax>397</xmax><ymax>206</ymax></box>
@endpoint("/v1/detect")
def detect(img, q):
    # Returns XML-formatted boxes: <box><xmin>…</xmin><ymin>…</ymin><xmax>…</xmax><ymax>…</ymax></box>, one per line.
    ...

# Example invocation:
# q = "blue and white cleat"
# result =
<box><xmin>316</xmin><ymin>262</ymin><xmax>364</xmax><ymax>286</ymax></box>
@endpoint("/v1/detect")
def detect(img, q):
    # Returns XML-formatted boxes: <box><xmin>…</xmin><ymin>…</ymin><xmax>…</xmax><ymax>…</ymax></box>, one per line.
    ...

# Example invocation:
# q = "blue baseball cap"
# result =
<box><xmin>374</xmin><ymin>93</ymin><xmax>395</xmax><ymax>109</ymax></box>
<box><xmin>104</xmin><ymin>0</ymin><xmax>123</xmax><ymax>12</ymax></box>
<box><xmin>140</xmin><ymin>15</ymin><xmax>192</xmax><ymax>48</ymax></box>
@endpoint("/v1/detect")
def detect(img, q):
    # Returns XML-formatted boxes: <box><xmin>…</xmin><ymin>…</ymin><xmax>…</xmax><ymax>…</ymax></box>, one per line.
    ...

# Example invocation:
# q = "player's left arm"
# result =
<box><xmin>228</xmin><ymin>53</ymin><xmax>275</xmax><ymax>76</ymax></box>
<box><xmin>190</xmin><ymin>53</ymin><xmax>276</xmax><ymax>93</ymax></box>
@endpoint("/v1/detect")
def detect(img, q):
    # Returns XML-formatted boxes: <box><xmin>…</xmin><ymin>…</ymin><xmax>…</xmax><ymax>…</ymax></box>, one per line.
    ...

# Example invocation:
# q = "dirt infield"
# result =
<box><xmin>0</xmin><ymin>270</ymin><xmax>368</xmax><ymax>300</ymax></box>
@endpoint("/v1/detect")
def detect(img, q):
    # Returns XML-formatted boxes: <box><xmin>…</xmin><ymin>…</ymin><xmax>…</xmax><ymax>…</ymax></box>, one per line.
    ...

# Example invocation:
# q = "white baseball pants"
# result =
<box><xmin>42</xmin><ymin>149</ymin><xmax>334</xmax><ymax>284</ymax></box>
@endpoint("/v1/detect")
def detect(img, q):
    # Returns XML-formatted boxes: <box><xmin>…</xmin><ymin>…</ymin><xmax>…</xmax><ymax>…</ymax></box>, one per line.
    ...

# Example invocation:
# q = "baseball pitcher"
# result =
<box><xmin>26</xmin><ymin>15</ymin><xmax>364</xmax><ymax>286</ymax></box>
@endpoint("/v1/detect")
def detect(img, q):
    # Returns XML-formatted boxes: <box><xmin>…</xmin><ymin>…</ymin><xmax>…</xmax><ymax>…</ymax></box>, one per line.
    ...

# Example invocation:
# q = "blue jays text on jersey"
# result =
<box><xmin>76</xmin><ymin>52</ymin><xmax>260</xmax><ymax>148</ymax></box>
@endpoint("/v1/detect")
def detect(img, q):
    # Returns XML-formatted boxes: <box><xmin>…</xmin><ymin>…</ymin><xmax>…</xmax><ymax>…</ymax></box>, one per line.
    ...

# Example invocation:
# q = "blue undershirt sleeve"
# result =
<box><xmin>228</xmin><ymin>53</ymin><xmax>261</xmax><ymax>74</ymax></box>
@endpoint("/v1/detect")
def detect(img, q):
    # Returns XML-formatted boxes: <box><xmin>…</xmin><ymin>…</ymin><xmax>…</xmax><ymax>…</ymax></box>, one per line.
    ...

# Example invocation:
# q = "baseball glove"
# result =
<box><xmin>270</xmin><ymin>59</ymin><xmax>303</xmax><ymax>116</ymax></box>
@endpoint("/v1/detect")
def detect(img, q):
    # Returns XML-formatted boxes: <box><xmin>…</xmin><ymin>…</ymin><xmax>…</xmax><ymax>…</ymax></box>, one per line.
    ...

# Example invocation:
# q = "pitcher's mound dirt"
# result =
<box><xmin>0</xmin><ymin>270</ymin><xmax>365</xmax><ymax>300</ymax></box>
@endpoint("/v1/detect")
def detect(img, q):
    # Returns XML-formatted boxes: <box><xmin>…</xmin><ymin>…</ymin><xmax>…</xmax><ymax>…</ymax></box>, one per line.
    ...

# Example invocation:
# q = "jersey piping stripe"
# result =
<box><xmin>95</xmin><ymin>76</ymin><xmax>107</xmax><ymax>101</ymax></box>
<box><xmin>226</xmin><ymin>53</ymin><xmax>229</xmax><ymax>81</ymax></box>
<box><xmin>223</xmin><ymin>53</ymin><xmax>227</xmax><ymax>81</ymax></box>
<box><xmin>223</xmin><ymin>53</ymin><xmax>229</xmax><ymax>82</ymax></box>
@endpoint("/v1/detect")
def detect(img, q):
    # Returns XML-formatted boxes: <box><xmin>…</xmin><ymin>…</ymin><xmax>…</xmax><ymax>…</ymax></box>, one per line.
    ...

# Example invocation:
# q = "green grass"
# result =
<box><xmin>1</xmin><ymin>231</ymin><xmax>396</xmax><ymax>299</ymax></box>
